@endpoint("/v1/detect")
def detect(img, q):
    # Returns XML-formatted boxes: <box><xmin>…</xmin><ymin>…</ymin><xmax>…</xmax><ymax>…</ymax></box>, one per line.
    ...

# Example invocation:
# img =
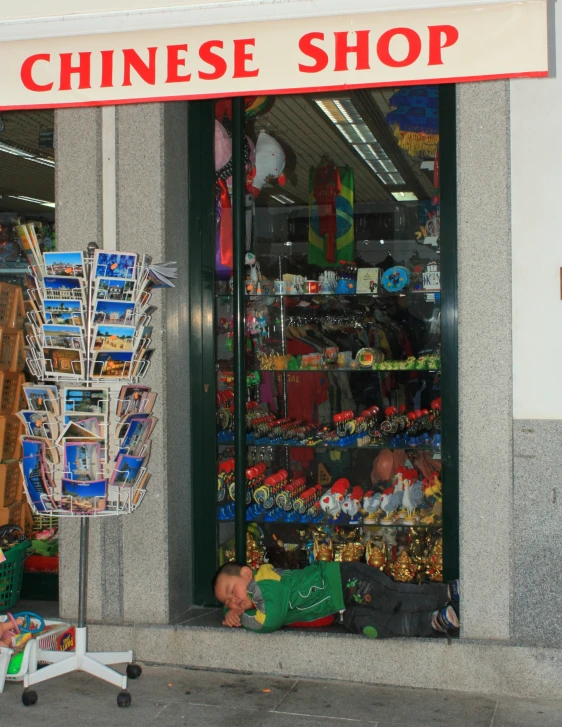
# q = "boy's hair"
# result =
<box><xmin>211</xmin><ymin>562</ymin><xmax>245</xmax><ymax>594</ymax></box>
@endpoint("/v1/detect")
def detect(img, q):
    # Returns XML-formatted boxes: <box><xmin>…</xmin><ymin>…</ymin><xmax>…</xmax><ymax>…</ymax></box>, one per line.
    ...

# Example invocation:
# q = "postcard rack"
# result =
<box><xmin>15</xmin><ymin>240</ymin><xmax>175</xmax><ymax>708</ymax></box>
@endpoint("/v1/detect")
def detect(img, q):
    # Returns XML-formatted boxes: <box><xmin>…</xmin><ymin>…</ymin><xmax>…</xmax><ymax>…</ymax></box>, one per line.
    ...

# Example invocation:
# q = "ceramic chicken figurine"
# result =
<box><xmin>362</xmin><ymin>490</ymin><xmax>382</xmax><ymax>522</ymax></box>
<box><xmin>320</xmin><ymin>478</ymin><xmax>349</xmax><ymax>519</ymax></box>
<box><xmin>401</xmin><ymin>468</ymin><xmax>424</xmax><ymax>525</ymax></box>
<box><xmin>341</xmin><ymin>486</ymin><xmax>364</xmax><ymax>519</ymax></box>
<box><xmin>380</xmin><ymin>482</ymin><xmax>404</xmax><ymax>524</ymax></box>
<box><xmin>423</xmin><ymin>472</ymin><xmax>442</xmax><ymax>506</ymax></box>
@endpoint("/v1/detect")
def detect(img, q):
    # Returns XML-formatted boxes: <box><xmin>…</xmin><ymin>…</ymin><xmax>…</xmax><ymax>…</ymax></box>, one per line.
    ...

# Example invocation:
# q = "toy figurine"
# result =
<box><xmin>380</xmin><ymin>472</ymin><xmax>405</xmax><ymax>524</ymax></box>
<box><xmin>0</xmin><ymin>614</ymin><xmax>24</xmax><ymax>648</ymax></box>
<box><xmin>341</xmin><ymin>486</ymin><xmax>364</xmax><ymax>519</ymax></box>
<box><xmin>400</xmin><ymin>468</ymin><xmax>424</xmax><ymax>525</ymax></box>
<box><xmin>366</xmin><ymin>538</ymin><xmax>387</xmax><ymax>570</ymax></box>
<box><xmin>319</xmin><ymin>478</ymin><xmax>349</xmax><ymax>519</ymax></box>
<box><xmin>362</xmin><ymin>490</ymin><xmax>382</xmax><ymax>522</ymax></box>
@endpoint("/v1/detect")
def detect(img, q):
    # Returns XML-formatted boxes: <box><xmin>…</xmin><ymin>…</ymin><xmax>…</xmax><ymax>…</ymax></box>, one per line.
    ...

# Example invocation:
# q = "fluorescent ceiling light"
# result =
<box><xmin>0</xmin><ymin>142</ymin><xmax>55</xmax><ymax>168</ymax></box>
<box><xmin>315</xmin><ymin>98</ymin><xmax>404</xmax><ymax>187</ymax></box>
<box><xmin>391</xmin><ymin>191</ymin><xmax>418</xmax><ymax>201</ymax></box>
<box><xmin>8</xmin><ymin>195</ymin><xmax>55</xmax><ymax>208</ymax></box>
<box><xmin>270</xmin><ymin>194</ymin><xmax>294</xmax><ymax>205</ymax></box>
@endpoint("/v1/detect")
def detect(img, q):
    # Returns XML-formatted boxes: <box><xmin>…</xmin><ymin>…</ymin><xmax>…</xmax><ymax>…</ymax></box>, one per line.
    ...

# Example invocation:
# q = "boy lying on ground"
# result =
<box><xmin>212</xmin><ymin>560</ymin><xmax>460</xmax><ymax>638</ymax></box>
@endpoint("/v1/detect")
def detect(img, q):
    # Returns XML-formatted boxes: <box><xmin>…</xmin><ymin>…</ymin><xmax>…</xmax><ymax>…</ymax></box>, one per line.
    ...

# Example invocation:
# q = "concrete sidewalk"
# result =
<box><xmin>1</xmin><ymin>663</ymin><xmax>561</xmax><ymax>727</ymax></box>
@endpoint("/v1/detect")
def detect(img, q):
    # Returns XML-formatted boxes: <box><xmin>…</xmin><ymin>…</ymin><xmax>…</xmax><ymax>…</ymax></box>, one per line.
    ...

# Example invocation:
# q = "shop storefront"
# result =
<box><xmin>1</xmin><ymin>0</ymin><xmax>560</xmax><ymax>698</ymax></box>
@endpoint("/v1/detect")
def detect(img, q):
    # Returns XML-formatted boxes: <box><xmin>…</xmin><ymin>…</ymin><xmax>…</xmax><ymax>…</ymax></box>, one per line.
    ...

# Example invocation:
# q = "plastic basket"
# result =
<box><xmin>0</xmin><ymin>646</ymin><xmax>13</xmax><ymax>693</ymax></box>
<box><xmin>0</xmin><ymin>499</ymin><xmax>23</xmax><ymax>528</ymax></box>
<box><xmin>0</xmin><ymin>328</ymin><xmax>25</xmax><ymax>372</ymax></box>
<box><xmin>0</xmin><ymin>539</ymin><xmax>29</xmax><ymax>609</ymax></box>
<box><xmin>0</xmin><ymin>372</ymin><xmax>24</xmax><ymax>415</ymax></box>
<box><xmin>0</xmin><ymin>462</ymin><xmax>22</xmax><ymax>506</ymax></box>
<box><xmin>0</xmin><ymin>284</ymin><xmax>25</xmax><ymax>329</ymax></box>
<box><xmin>0</xmin><ymin>618</ymin><xmax>73</xmax><ymax>682</ymax></box>
<box><xmin>0</xmin><ymin>415</ymin><xmax>24</xmax><ymax>461</ymax></box>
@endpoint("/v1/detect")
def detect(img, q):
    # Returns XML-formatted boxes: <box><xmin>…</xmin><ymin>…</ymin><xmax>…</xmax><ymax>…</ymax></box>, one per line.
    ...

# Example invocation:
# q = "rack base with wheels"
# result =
<box><xmin>21</xmin><ymin>519</ymin><xmax>142</xmax><ymax>708</ymax></box>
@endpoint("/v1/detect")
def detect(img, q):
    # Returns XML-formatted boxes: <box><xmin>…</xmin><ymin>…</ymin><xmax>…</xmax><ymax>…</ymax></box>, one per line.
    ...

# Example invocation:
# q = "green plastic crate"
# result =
<box><xmin>0</xmin><ymin>540</ymin><xmax>29</xmax><ymax>610</ymax></box>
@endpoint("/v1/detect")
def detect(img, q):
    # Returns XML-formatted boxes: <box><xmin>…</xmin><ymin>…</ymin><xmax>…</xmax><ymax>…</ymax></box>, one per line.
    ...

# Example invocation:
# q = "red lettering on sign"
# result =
<box><xmin>298</xmin><ymin>32</ymin><xmax>328</xmax><ymax>73</ymax></box>
<box><xmin>123</xmin><ymin>47</ymin><xmax>158</xmax><ymax>86</ymax></box>
<box><xmin>377</xmin><ymin>27</ymin><xmax>422</xmax><ymax>67</ymax></box>
<box><xmin>60</xmin><ymin>52</ymin><xmax>92</xmax><ymax>90</ymax></box>
<box><xmin>21</xmin><ymin>54</ymin><xmax>53</xmax><ymax>92</ymax></box>
<box><xmin>166</xmin><ymin>44</ymin><xmax>191</xmax><ymax>83</ymax></box>
<box><xmin>428</xmin><ymin>24</ymin><xmax>459</xmax><ymax>65</ymax></box>
<box><xmin>232</xmin><ymin>39</ymin><xmax>259</xmax><ymax>78</ymax></box>
<box><xmin>199</xmin><ymin>40</ymin><xmax>227</xmax><ymax>80</ymax></box>
<box><xmin>100</xmin><ymin>50</ymin><xmax>114</xmax><ymax>88</ymax></box>
<box><xmin>334</xmin><ymin>30</ymin><xmax>370</xmax><ymax>71</ymax></box>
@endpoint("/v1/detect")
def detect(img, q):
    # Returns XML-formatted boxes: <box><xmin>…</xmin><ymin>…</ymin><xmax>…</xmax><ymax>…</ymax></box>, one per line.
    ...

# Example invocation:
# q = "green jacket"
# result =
<box><xmin>239</xmin><ymin>562</ymin><xmax>345</xmax><ymax>633</ymax></box>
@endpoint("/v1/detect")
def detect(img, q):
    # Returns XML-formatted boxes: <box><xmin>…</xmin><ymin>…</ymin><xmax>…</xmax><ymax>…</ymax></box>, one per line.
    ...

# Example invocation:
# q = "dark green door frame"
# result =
<box><xmin>189</xmin><ymin>86</ymin><xmax>459</xmax><ymax>605</ymax></box>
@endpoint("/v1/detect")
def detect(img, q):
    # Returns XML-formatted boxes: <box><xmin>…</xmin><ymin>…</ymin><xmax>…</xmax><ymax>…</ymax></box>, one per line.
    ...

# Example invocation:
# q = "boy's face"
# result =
<box><xmin>215</xmin><ymin>566</ymin><xmax>254</xmax><ymax>612</ymax></box>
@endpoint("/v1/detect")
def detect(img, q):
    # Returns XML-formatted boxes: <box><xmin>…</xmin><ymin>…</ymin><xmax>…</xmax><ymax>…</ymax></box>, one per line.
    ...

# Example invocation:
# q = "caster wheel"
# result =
<box><xmin>126</xmin><ymin>663</ymin><xmax>142</xmax><ymax>679</ymax></box>
<box><xmin>22</xmin><ymin>690</ymin><xmax>38</xmax><ymax>706</ymax></box>
<box><xmin>118</xmin><ymin>690</ymin><xmax>132</xmax><ymax>708</ymax></box>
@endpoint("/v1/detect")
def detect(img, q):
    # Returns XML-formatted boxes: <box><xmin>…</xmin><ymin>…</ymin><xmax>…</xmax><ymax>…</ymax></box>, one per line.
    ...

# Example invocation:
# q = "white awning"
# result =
<box><xmin>0</xmin><ymin>0</ymin><xmax>549</xmax><ymax>110</ymax></box>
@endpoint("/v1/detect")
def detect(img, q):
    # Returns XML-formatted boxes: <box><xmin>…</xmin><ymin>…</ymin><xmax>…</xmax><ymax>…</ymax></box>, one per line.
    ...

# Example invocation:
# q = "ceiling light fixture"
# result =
<box><xmin>391</xmin><ymin>191</ymin><xmax>418</xmax><ymax>202</ymax></box>
<box><xmin>0</xmin><ymin>142</ymin><xmax>55</xmax><ymax>168</ymax></box>
<box><xmin>315</xmin><ymin>98</ymin><xmax>404</xmax><ymax>187</ymax></box>
<box><xmin>270</xmin><ymin>194</ymin><xmax>294</xmax><ymax>205</ymax></box>
<box><xmin>8</xmin><ymin>195</ymin><xmax>55</xmax><ymax>208</ymax></box>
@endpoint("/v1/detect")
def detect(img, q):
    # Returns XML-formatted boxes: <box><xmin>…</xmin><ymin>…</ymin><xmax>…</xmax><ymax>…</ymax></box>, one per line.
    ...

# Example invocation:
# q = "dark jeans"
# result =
<box><xmin>340</xmin><ymin>562</ymin><xmax>449</xmax><ymax>638</ymax></box>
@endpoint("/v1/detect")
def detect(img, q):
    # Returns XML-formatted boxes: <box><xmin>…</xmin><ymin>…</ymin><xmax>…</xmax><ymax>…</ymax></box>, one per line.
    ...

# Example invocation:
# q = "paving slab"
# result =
<box><xmin>276</xmin><ymin>676</ymin><xmax>498</xmax><ymax>726</ymax></box>
<box><xmin>2</xmin><ymin>663</ymin><xmax>562</xmax><ymax>727</ymax></box>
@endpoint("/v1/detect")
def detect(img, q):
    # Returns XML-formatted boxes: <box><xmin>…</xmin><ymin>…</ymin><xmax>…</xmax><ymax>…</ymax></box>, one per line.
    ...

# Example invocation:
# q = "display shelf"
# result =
<box><xmin>217</xmin><ymin>365</ymin><xmax>441</xmax><ymax>373</ymax></box>
<box><xmin>217</xmin><ymin>436</ymin><xmax>441</xmax><ymax>452</ymax></box>
<box><xmin>215</xmin><ymin>291</ymin><xmax>441</xmax><ymax>300</ymax></box>
<box><xmin>219</xmin><ymin>513</ymin><xmax>442</xmax><ymax>528</ymax></box>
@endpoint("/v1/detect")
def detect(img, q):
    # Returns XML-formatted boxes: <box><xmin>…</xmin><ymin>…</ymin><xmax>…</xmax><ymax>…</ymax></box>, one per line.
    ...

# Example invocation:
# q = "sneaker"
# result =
<box><xmin>432</xmin><ymin>605</ymin><xmax>460</xmax><ymax>634</ymax></box>
<box><xmin>447</xmin><ymin>579</ymin><xmax>460</xmax><ymax>602</ymax></box>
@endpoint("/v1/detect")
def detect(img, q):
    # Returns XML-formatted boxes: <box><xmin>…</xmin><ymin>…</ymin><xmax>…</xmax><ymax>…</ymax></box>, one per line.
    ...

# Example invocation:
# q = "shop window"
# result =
<box><xmin>191</xmin><ymin>86</ymin><xmax>457</xmax><ymax>604</ymax></box>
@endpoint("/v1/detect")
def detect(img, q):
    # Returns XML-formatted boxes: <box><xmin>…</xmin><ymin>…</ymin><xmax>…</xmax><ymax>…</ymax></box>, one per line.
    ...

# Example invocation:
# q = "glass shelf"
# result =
<box><xmin>217</xmin><ymin>365</ymin><xmax>441</xmax><ymax>373</ymax></box>
<box><xmin>217</xmin><ymin>512</ymin><xmax>442</xmax><ymax>528</ymax></box>
<box><xmin>215</xmin><ymin>291</ymin><xmax>440</xmax><ymax>299</ymax></box>
<box><xmin>217</xmin><ymin>435</ymin><xmax>442</xmax><ymax>454</ymax></box>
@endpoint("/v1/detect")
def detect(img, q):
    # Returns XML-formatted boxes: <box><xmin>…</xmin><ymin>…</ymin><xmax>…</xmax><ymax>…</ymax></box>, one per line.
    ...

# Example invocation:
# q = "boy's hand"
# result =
<box><xmin>223</xmin><ymin>609</ymin><xmax>242</xmax><ymax>628</ymax></box>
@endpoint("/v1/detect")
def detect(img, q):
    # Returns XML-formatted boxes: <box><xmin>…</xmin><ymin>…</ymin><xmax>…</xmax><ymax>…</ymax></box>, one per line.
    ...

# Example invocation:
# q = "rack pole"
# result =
<box><xmin>77</xmin><ymin>516</ymin><xmax>89</xmax><ymax>629</ymax></box>
<box><xmin>232</xmin><ymin>97</ymin><xmax>247</xmax><ymax>562</ymax></box>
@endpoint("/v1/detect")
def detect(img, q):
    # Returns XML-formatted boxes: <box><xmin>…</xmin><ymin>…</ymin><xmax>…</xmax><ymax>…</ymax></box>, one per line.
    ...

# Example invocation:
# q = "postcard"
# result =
<box><xmin>110</xmin><ymin>454</ymin><xmax>144</xmax><ymax>487</ymax></box>
<box><xmin>116</xmin><ymin>412</ymin><xmax>149</xmax><ymax>439</ymax></box>
<box><xmin>118</xmin><ymin>416</ymin><xmax>156</xmax><ymax>457</ymax></box>
<box><xmin>17</xmin><ymin>410</ymin><xmax>58</xmax><ymax>440</ymax></box>
<box><xmin>19</xmin><ymin>435</ymin><xmax>60</xmax><ymax>465</ymax></box>
<box><xmin>43</xmin><ymin>299</ymin><xmax>84</xmax><ymax>327</ymax></box>
<box><xmin>22</xmin><ymin>384</ymin><xmax>59</xmax><ymax>415</ymax></box>
<box><xmin>74</xmin><ymin>417</ymin><xmax>103</xmax><ymax>438</ymax></box>
<box><xmin>43</xmin><ymin>324</ymin><xmax>84</xmax><ymax>350</ymax></box>
<box><xmin>57</xmin><ymin>421</ymin><xmax>103</xmax><ymax>446</ymax></box>
<box><xmin>132</xmin><ymin>348</ymin><xmax>155</xmax><ymax>377</ymax></box>
<box><xmin>42</xmin><ymin>276</ymin><xmax>84</xmax><ymax>302</ymax></box>
<box><xmin>91</xmin><ymin>351</ymin><xmax>133</xmax><ymax>379</ymax></box>
<box><xmin>21</xmin><ymin>439</ymin><xmax>56</xmax><ymax>511</ymax></box>
<box><xmin>94</xmin><ymin>250</ymin><xmax>137</xmax><ymax>280</ymax></box>
<box><xmin>61</xmin><ymin>478</ymin><xmax>107</xmax><ymax>513</ymax></box>
<box><xmin>93</xmin><ymin>299</ymin><xmax>135</xmax><ymax>326</ymax></box>
<box><xmin>64</xmin><ymin>387</ymin><xmax>109</xmax><ymax>416</ymax></box>
<box><xmin>132</xmin><ymin>471</ymin><xmax>150</xmax><ymax>506</ymax></box>
<box><xmin>94</xmin><ymin>277</ymin><xmax>136</xmax><ymax>302</ymax></box>
<box><xmin>44</xmin><ymin>251</ymin><xmax>85</xmax><ymax>278</ymax></box>
<box><xmin>43</xmin><ymin>347</ymin><xmax>83</xmax><ymax>378</ymax></box>
<box><xmin>116</xmin><ymin>385</ymin><xmax>150</xmax><ymax>417</ymax></box>
<box><xmin>25</xmin><ymin>297</ymin><xmax>44</xmax><ymax>326</ymax></box>
<box><xmin>93</xmin><ymin>324</ymin><xmax>136</xmax><ymax>352</ymax></box>
<box><xmin>64</xmin><ymin>441</ymin><xmax>103</xmax><ymax>482</ymax></box>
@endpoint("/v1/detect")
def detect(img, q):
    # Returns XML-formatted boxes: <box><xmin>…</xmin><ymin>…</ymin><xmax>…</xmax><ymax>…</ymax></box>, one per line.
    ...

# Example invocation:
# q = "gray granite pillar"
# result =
<box><xmin>55</xmin><ymin>102</ymin><xmax>190</xmax><ymax>625</ymax></box>
<box><xmin>456</xmin><ymin>82</ymin><xmax>512</xmax><ymax>640</ymax></box>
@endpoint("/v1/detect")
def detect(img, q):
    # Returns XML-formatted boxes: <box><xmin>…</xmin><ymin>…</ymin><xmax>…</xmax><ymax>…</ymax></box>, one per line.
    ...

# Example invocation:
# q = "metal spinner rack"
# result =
<box><xmin>19</xmin><ymin>243</ymin><xmax>161</xmax><ymax>708</ymax></box>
